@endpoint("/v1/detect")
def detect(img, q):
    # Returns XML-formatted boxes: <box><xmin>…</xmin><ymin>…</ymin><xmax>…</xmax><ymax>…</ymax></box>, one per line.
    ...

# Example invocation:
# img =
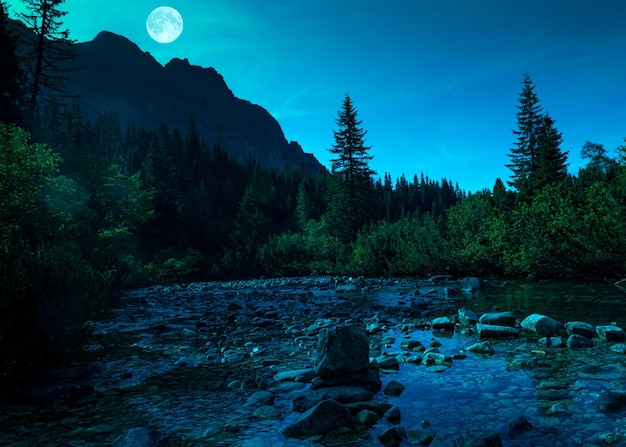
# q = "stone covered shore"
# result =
<box><xmin>1</xmin><ymin>276</ymin><xmax>626</xmax><ymax>446</ymax></box>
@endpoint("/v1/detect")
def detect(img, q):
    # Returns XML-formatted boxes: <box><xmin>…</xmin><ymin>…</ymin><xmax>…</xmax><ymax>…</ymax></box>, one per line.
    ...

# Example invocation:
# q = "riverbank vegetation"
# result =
<box><xmin>1</xmin><ymin>1</ymin><xmax>625</xmax><ymax>377</ymax></box>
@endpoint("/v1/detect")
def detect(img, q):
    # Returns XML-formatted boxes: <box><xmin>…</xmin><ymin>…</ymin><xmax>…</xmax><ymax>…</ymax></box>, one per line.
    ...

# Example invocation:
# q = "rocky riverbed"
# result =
<box><xmin>1</xmin><ymin>276</ymin><xmax>626</xmax><ymax>446</ymax></box>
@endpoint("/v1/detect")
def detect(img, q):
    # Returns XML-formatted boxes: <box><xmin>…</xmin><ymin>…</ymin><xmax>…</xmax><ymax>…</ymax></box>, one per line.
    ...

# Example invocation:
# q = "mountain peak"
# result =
<box><xmin>65</xmin><ymin>32</ymin><xmax>322</xmax><ymax>171</ymax></box>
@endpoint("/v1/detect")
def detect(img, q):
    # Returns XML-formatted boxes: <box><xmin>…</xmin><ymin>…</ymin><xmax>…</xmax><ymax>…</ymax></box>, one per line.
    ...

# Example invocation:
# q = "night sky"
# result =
<box><xmin>9</xmin><ymin>0</ymin><xmax>626</xmax><ymax>192</ymax></box>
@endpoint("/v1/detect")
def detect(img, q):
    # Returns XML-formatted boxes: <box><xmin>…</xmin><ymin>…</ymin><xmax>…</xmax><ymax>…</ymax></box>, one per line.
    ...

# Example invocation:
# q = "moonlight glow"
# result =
<box><xmin>146</xmin><ymin>6</ymin><xmax>183</xmax><ymax>43</ymax></box>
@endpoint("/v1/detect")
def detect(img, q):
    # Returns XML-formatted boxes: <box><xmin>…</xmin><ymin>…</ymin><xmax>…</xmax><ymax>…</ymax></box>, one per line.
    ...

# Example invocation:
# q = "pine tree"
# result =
<box><xmin>506</xmin><ymin>73</ymin><xmax>543</xmax><ymax>195</ymax></box>
<box><xmin>18</xmin><ymin>0</ymin><xmax>76</xmax><ymax>120</ymax></box>
<box><xmin>534</xmin><ymin>112</ymin><xmax>568</xmax><ymax>189</ymax></box>
<box><xmin>325</xmin><ymin>94</ymin><xmax>377</xmax><ymax>242</ymax></box>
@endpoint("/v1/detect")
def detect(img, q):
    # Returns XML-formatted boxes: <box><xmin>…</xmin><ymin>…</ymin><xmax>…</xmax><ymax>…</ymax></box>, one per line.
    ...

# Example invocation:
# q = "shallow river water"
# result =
<box><xmin>1</xmin><ymin>277</ymin><xmax>625</xmax><ymax>446</ymax></box>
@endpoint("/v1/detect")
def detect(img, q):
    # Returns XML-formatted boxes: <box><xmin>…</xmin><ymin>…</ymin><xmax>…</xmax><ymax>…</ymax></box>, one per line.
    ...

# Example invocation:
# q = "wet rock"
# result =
<box><xmin>596</xmin><ymin>325</ymin><xmax>626</xmax><ymax>342</ymax></box>
<box><xmin>379</xmin><ymin>425</ymin><xmax>406</xmax><ymax>447</ymax></box>
<box><xmin>310</xmin><ymin>367</ymin><xmax>381</xmax><ymax>392</ymax></box>
<box><xmin>476</xmin><ymin>323</ymin><xmax>519</xmax><ymax>339</ymax></box>
<box><xmin>345</xmin><ymin>400</ymin><xmax>393</xmax><ymax>416</ymax></box>
<box><xmin>245</xmin><ymin>390</ymin><xmax>275</xmax><ymax>407</ymax></box>
<box><xmin>432</xmin><ymin>317</ymin><xmax>455</xmax><ymax>331</ymax></box>
<box><xmin>253</xmin><ymin>405</ymin><xmax>281</xmax><ymax>420</ymax></box>
<box><xmin>377</xmin><ymin>355</ymin><xmax>401</xmax><ymax>371</ymax></box>
<box><xmin>479</xmin><ymin>311</ymin><xmax>517</xmax><ymax>327</ymax></box>
<box><xmin>315</xmin><ymin>324</ymin><xmax>369</xmax><ymax>377</ymax></box>
<box><xmin>611</xmin><ymin>343</ymin><xmax>626</xmax><ymax>354</ymax></box>
<box><xmin>335</xmin><ymin>284</ymin><xmax>358</xmax><ymax>293</ymax></box>
<box><xmin>291</xmin><ymin>386</ymin><xmax>373</xmax><ymax>412</ymax></box>
<box><xmin>384</xmin><ymin>405</ymin><xmax>402</xmax><ymax>423</ymax></box>
<box><xmin>460</xmin><ymin>277</ymin><xmax>482</xmax><ymax>292</ymax></box>
<box><xmin>546</xmin><ymin>401</ymin><xmax>568</xmax><ymax>415</ymax></box>
<box><xmin>400</xmin><ymin>340</ymin><xmax>424</xmax><ymax>351</ymax></box>
<box><xmin>508</xmin><ymin>416</ymin><xmax>534</xmax><ymax>439</ymax></box>
<box><xmin>467</xmin><ymin>341</ymin><xmax>495</xmax><ymax>355</ymax></box>
<box><xmin>431</xmin><ymin>430</ymin><xmax>502</xmax><ymax>447</ymax></box>
<box><xmin>281</xmin><ymin>399</ymin><xmax>354</xmax><ymax>439</ymax></box>
<box><xmin>565</xmin><ymin>321</ymin><xmax>595</xmax><ymax>339</ymax></box>
<box><xmin>113</xmin><ymin>427</ymin><xmax>163</xmax><ymax>447</ymax></box>
<box><xmin>458</xmin><ymin>308</ymin><xmax>479</xmax><ymax>326</ymax></box>
<box><xmin>597</xmin><ymin>391</ymin><xmax>626</xmax><ymax>413</ymax></box>
<box><xmin>538</xmin><ymin>336</ymin><xmax>563</xmax><ymax>347</ymax></box>
<box><xmin>384</xmin><ymin>380</ymin><xmax>406</xmax><ymax>396</ymax></box>
<box><xmin>407</xmin><ymin>425</ymin><xmax>436</xmax><ymax>445</ymax></box>
<box><xmin>273</xmin><ymin>368</ymin><xmax>315</xmax><ymax>383</ymax></box>
<box><xmin>355</xmin><ymin>409</ymin><xmax>379</xmax><ymax>426</ymax></box>
<box><xmin>422</xmin><ymin>351</ymin><xmax>453</xmax><ymax>366</ymax></box>
<box><xmin>268</xmin><ymin>381</ymin><xmax>306</xmax><ymax>394</ymax></box>
<box><xmin>520</xmin><ymin>313</ymin><xmax>561</xmax><ymax>337</ymax></box>
<box><xmin>567</xmin><ymin>334</ymin><xmax>594</xmax><ymax>349</ymax></box>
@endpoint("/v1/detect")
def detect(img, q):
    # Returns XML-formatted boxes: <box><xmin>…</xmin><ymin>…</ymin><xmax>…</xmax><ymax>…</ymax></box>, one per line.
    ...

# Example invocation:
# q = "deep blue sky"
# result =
<box><xmin>9</xmin><ymin>0</ymin><xmax>626</xmax><ymax>192</ymax></box>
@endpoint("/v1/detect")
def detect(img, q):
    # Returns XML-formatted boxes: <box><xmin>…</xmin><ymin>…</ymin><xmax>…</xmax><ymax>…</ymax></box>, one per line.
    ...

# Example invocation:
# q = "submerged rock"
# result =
<box><xmin>378</xmin><ymin>425</ymin><xmax>406</xmax><ymax>447</ymax></box>
<box><xmin>597</xmin><ymin>391</ymin><xmax>626</xmax><ymax>413</ymax></box>
<box><xmin>467</xmin><ymin>341</ymin><xmax>495</xmax><ymax>355</ymax></box>
<box><xmin>458</xmin><ymin>308</ymin><xmax>479</xmax><ymax>326</ymax></box>
<box><xmin>508</xmin><ymin>416</ymin><xmax>534</xmax><ymax>439</ymax></box>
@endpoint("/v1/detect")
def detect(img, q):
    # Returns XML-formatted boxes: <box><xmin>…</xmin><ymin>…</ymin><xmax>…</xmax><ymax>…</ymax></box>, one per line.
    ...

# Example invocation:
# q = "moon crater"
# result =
<box><xmin>146</xmin><ymin>6</ymin><xmax>183</xmax><ymax>44</ymax></box>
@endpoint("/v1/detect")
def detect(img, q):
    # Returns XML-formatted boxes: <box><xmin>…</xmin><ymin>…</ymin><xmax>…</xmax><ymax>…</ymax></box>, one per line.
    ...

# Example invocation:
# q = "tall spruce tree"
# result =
<box><xmin>18</xmin><ymin>0</ymin><xmax>75</xmax><ymax>120</ymax></box>
<box><xmin>506</xmin><ymin>73</ymin><xmax>543</xmax><ymax>195</ymax></box>
<box><xmin>326</xmin><ymin>94</ymin><xmax>376</xmax><ymax>242</ymax></box>
<box><xmin>534</xmin><ymin>112</ymin><xmax>568</xmax><ymax>189</ymax></box>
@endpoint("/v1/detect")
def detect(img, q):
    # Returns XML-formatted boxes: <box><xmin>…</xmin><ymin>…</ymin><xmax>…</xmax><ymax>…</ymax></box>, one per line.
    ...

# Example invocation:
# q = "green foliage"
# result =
<box><xmin>145</xmin><ymin>248</ymin><xmax>205</xmax><ymax>281</ymax></box>
<box><xmin>348</xmin><ymin>215</ymin><xmax>447</xmax><ymax>276</ymax></box>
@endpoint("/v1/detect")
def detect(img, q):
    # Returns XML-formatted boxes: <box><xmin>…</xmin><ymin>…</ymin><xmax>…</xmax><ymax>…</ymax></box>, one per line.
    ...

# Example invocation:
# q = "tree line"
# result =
<box><xmin>1</xmin><ymin>0</ymin><xmax>626</xmax><ymax>379</ymax></box>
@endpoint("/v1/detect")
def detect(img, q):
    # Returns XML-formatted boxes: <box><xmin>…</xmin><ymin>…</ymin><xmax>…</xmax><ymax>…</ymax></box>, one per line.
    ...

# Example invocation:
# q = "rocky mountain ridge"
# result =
<box><xmin>65</xmin><ymin>31</ymin><xmax>322</xmax><ymax>171</ymax></box>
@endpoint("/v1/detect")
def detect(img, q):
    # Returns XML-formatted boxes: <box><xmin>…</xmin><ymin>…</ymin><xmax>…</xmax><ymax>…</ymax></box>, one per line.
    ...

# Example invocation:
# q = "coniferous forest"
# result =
<box><xmin>1</xmin><ymin>1</ymin><xmax>626</xmax><ymax>378</ymax></box>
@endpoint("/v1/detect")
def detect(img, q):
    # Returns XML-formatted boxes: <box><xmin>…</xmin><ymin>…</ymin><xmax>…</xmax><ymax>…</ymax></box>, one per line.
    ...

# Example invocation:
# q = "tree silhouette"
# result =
<box><xmin>506</xmin><ymin>73</ymin><xmax>543</xmax><ymax>196</ymax></box>
<box><xmin>18</xmin><ymin>0</ymin><xmax>76</xmax><ymax>120</ymax></box>
<box><xmin>325</xmin><ymin>94</ymin><xmax>377</xmax><ymax>242</ymax></box>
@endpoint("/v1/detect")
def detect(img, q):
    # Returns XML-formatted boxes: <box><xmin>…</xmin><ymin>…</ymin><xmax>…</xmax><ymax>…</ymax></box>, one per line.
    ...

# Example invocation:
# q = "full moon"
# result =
<box><xmin>146</xmin><ymin>6</ymin><xmax>183</xmax><ymax>44</ymax></box>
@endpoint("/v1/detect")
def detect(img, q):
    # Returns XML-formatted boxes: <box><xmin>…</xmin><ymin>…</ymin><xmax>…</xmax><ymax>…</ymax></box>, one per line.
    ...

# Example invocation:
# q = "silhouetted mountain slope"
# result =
<box><xmin>67</xmin><ymin>31</ymin><xmax>322</xmax><ymax>171</ymax></box>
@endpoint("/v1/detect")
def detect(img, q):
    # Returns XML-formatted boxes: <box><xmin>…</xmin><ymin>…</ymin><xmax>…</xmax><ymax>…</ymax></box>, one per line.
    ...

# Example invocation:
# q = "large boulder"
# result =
<box><xmin>520</xmin><ymin>314</ymin><xmax>561</xmax><ymax>337</ymax></box>
<box><xmin>315</xmin><ymin>324</ymin><xmax>370</xmax><ymax>377</ymax></box>
<box><xmin>565</xmin><ymin>321</ymin><xmax>595</xmax><ymax>339</ymax></box>
<box><xmin>479</xmin><ymin>311</ymin><xmax>517</xmax><ymax>327</ymax></box>
<box><xmin>282</xmin><ymin>399</ymin><xmax>355</xmax><ymax>439</ymax></box>
<box><xmin>476</xmin><ymin>324</ymin><xmax>519</xmax><ymax>339</ymax></box>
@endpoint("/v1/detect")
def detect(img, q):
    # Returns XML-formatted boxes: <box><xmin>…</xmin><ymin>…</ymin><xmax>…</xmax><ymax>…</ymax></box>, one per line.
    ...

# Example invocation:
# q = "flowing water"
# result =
<box><xmin>1</xmin><ymin>278</ymin><xmax>625</xmax><ymax>446</ymax></box>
